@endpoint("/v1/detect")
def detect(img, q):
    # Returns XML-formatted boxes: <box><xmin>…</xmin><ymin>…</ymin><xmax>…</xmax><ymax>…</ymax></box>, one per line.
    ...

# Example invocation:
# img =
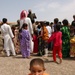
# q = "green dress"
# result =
<box><xmin>61</xmin><ymin>26</ymin><xmax>70</xmax><ymax>58</ymax></box>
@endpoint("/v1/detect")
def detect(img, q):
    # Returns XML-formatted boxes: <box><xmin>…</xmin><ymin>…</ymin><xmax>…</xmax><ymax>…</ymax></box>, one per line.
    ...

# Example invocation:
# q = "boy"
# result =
<box><xmin>28</xmin><ymin>58</ymin><xmax>49</xmax><ymax>75</ymax></box>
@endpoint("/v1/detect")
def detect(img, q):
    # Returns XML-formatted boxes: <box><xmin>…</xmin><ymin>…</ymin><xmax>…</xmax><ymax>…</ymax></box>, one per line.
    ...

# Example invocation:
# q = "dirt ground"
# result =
<box><xmin>0</xmin><ymin>35</ymin><xmax>75</xmax><ymax>75</ymax></box>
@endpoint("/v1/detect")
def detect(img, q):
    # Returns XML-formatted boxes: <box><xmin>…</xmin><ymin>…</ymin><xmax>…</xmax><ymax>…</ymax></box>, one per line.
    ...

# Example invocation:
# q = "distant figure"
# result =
<box><xmin>28</xmin><ymin>58</ymin><xmax>49</xmax><ymax>75</ymax></box>
<box><xmin>20</xmin><ymin>10</ymin><xmax>34</xmax><ymax>53</ymax></box>
<box><xmin>1</xmin><ymin>18</ymin><xmax>16</xmax><ymax>56</ymax></box>
<box><xmin>28</xmin><ymin>9</ymin><xmax>37</xmax><ymax>24</ymax></box>
<box><xmin>71</xmin><ymin>15</ymin><xmax>75</xmax><ymax>34</ymax></box>
<box><xmin>19</xmin><ymin>23</ymin><xmax>31</xmax><ymax>58</ymax></box>
<box><xmin>71</xmin><ymin>15</ymin><xmax>75</xmax><ymax>27</ymax></box>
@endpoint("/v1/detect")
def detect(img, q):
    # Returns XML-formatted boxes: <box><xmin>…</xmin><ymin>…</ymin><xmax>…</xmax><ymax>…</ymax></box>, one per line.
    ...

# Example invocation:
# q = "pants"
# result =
<box><xmin>5</xmin><ymin>39</ymin><xmax>16</xmax><ymax>56</ymax></box>
<box><xmin>53</xmin><ymin>45</ymin><xmax>62</xmax><ymax>61</ymax></box>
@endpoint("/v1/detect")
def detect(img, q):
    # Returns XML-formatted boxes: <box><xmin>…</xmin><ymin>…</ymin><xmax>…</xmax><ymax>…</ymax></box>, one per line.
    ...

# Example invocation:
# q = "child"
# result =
<box><xmin>33</xmin><ymin>30</ymin><xmax>38</xmax><ymax>53</ymax></box>
<box><xmin>38</xmin><ymin>21</ymin><xmax>49</xmax><ymax>56</ymax></box>
<box><xmin>48</xmin><ymin>25</ymin><xmax>62</xmax><ymax>63</ymax></box>
<box><xmin>28</xmin><ymin>58</ymin><xmax>49</xmax><ymax>75</ymax></box>
<box><xmin>19</xmin><ymin>23</ymin><xmax>30</xmax><ymax>58</ymax></box>
<box><xmin>11</xmin><ymin>26</ymin><xmax>20</xmax><ymax>54</ymax></box>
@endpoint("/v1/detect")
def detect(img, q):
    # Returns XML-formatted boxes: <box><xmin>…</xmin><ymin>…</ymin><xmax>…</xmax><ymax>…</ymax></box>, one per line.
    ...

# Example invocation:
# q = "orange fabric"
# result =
<box><xmin>28</xmin><ymin>73</ymin><xmax>49</xmax><ymax>75</ymax></box>
<box><xmin>42</xmin><ymin>26</ymin><xmax>49</xmax><ymax>41</ymax></box>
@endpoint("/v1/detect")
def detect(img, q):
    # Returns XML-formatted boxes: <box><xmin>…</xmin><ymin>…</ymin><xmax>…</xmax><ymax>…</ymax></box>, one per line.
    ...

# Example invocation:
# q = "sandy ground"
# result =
<box><xmin>0</xmin><ymin>35</ymin><xmax>75</xmax><ymax>75</ymax></box>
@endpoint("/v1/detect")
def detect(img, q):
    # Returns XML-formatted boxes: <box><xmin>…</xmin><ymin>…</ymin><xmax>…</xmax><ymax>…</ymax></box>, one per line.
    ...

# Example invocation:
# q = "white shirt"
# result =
<box><xmin>46</xmin><ymin>26</ymin><xmax>52</xmax><ymax>37</ymax></box>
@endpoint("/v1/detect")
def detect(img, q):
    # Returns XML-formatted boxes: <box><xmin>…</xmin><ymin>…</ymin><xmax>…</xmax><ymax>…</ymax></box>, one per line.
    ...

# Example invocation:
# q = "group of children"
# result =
<box><xmin>10</xmin><ymin>20</ymin><xmax>62</xmax><ymax>64</ymax></box>
<box><xmin>2</xmin><ymin>17</ymin><xmax>75</xmax><ymax>66</ymax></box>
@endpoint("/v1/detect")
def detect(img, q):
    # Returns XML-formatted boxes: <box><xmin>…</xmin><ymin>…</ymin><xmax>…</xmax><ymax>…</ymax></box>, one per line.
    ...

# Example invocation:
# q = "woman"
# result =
<box><xmin>20</xmin><ymin>10</ymin><xmax>34</xmax><ymax>53</ymax></box>
<box><xmin>61</xmin><ymin>19</ymin><xmax>70</xmax><ymax>58</ymax></box>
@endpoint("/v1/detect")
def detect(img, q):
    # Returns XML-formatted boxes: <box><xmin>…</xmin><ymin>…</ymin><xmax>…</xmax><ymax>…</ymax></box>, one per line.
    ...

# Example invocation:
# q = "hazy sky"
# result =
<box><xmin>0</xmin><ymin>0</ymin><xmax>75</xmax><ymax>24</ymax></box>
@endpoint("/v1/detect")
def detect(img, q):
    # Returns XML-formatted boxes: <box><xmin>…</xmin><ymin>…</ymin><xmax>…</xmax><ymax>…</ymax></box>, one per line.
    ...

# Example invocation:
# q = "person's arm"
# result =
<box><xmin>37</xmin><ymin>29</ymin><xmax>43</xmax><ymax>38</ymax></box>
<box><xmin>8</xmin><ymin>25</ymin><xmax>14</xmax><ymax>38</ymax></box>
<box><xmin>48</xmin><ymin>33</ymin><xmax>55</xmax><ymax>43</ymax></box>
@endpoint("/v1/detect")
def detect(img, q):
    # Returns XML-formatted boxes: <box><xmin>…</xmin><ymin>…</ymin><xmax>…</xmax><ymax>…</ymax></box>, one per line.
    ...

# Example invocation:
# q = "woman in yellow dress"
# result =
<box><xmin>70</xmin><ymin>25</ymin><xmax>75</xmax><ymax>57</ymax></box>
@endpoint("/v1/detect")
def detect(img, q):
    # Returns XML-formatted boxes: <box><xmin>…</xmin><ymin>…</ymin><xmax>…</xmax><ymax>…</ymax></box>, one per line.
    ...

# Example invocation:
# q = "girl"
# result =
<box><xmin>28</xmin><ymin>58</ymin><xmax>49</xmax><ymax>75</ymax></box>
<box><xmin>11</xmin><ymin>26</ymin><xmax>20</xmax><ymax>54</ymax></box>
<box><xmin>48</xmin><ymin>25</ymin><xmax>62</xmax><ymax>63</ymax></box>
<box><xmin>38</xmin><ymin>21</ymin><xmax>49</xmax><ymax>56</ymax></box>
<box><xmin>19</xmin><ymin>23</ymin><xmax>30</xmax><ymax>58</ymax></box>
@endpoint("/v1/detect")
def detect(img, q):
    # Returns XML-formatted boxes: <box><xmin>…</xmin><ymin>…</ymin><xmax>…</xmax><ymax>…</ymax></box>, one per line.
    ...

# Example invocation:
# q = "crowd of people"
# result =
<box><xmin>0</xmin><ymin>9</ymin><xmax>75</xmax><ymax>64</ymax></box>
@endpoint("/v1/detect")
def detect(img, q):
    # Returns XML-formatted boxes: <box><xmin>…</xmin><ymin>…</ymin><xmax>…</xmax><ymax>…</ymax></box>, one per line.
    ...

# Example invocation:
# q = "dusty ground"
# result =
<box><xmin>0</xmin><ymin>35</ymin><xmax>75</xmax><ymax>75</ymax></box>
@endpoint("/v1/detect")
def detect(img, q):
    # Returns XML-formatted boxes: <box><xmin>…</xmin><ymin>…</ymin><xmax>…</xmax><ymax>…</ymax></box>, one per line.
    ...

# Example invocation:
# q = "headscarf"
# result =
<box><xmin>20</xmin><ymin>10</ymin><xmax>28</xmax><ymax>20</ymax></box>
<box><xmin>20</xmin><ymin>10</ymin><xmax>28</xmax><ymax>29</ymax></box>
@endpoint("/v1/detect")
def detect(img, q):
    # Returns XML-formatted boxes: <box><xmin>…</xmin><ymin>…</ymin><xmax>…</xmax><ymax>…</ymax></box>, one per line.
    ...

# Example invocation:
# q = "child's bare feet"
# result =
<box><xmin>27</xmin><ymin>56</ymin><xmax>31</xmax><ymax>59</ymax></box>
<box><xmin>59</xmin><ymin>58</ymin><xmax>62</xmax><ymax>64</ymax></box>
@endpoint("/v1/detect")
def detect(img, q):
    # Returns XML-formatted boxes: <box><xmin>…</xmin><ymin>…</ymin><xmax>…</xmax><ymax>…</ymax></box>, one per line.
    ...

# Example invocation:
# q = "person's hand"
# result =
<box><xmin>12</xmin><ymin>37</ymin><xmax>15</xmax><ymax>42</ymax></box>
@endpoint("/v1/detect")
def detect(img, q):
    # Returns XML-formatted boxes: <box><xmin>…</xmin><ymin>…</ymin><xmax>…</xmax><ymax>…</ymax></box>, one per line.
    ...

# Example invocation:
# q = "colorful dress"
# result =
<box><xmin>70</xmin><ymin>35</ymin><xmax>75</xmax><ymax>57</ymax></box>
<box><xmin>14</xmin><ymin>28</ymin><xmax>20</xmax><ymax>54</ymax></box>
<box><xmin>61</xmin><ymin>26</ymin><xmax>70</xmax><ymax>58</ymax></box>
<box><xmin>19</xmin><ymin>29</ymin><xmax>30</xmax><ymax>58</ymax></box>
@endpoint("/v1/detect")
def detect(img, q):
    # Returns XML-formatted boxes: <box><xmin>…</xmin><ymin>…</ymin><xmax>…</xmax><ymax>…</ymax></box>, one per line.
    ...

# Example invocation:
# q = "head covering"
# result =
<box><xmin>20</xmin><ymin>10</ymin><xmax>28</xmax><ymax>20</ymax></box>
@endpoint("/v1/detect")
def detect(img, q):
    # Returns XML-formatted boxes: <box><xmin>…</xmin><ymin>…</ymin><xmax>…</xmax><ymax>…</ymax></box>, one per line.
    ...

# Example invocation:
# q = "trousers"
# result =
<box><xmin>53</xmin><ymin>45</ymin><xmax>62</xmax><ymax>61</ymax></box>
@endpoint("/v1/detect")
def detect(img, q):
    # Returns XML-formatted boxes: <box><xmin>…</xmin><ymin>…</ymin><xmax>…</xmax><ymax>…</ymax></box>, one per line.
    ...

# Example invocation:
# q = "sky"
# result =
<box><xmin>0</xmin><ymin>0</ymin><xmax>75</xmax><ymax>24</ymax></box>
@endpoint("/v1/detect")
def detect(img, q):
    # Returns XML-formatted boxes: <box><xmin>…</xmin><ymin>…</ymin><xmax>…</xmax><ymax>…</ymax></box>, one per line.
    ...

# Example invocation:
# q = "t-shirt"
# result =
<box><xmin>28</xmin><ymin>73</ymin><xmax>49</xmax><ymax>75</ymax></box>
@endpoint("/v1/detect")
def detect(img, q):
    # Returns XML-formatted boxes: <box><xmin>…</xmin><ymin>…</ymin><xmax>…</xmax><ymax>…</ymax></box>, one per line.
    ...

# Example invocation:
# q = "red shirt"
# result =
<box><xmin>48</xmin><ymin>31</ymin><xmax>62</xmax><ymax>46</ymax></box>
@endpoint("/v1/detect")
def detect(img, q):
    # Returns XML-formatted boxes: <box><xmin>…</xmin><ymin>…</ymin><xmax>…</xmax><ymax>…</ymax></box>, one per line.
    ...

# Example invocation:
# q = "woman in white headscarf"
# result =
<box><xmin>20</xmin><ymin>10</ymin><xmax>34</xmax><ymax>53</ymax></box>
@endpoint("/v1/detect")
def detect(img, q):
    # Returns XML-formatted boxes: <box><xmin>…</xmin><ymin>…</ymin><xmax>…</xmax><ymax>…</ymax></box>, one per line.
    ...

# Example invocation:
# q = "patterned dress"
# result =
<box><xmin>19</xmin><ymin>29</ymin><xmax>30</xmax><ymax>58</ymax></box>
<box><xmin>70</xmin><ymin>32</ymin><xmax>75</xmax><ymax>57</ymax></box>
<box><xmin>14</xmin><ymin>28</ymin><xmax>20</xmax><ymax>54</ymax></box>
<box><xmin>61</xmin><ymin>26</ymin><xmax>70</xmax><ymax>58</ymax></box>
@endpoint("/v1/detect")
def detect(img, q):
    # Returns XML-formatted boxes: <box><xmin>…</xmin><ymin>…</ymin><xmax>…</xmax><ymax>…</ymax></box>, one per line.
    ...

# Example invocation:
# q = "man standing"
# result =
<box><xmin>71</xmin><ymin>15</ymin><xmax>75</xmax><ymax>33</ymax></box>
<box><xmin>28</xmin><ymin>9</ymin><xmax>37</xmax><ymax>24</ymax></box>
<box><xmin>71</xmin><ymin>15</ymin><xmax>75</xmax><ymax>27</ymax></box>
<box><xmin>1</xmin><ymin>18</ymin><xmax>16</xmax><ymax>56</ymax></box>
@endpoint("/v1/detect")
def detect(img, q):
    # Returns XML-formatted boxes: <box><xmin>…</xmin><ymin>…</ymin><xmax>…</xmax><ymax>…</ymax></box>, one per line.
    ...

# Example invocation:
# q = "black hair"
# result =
<box><xmin>55</xmin><ymin>25</ymin><xmax>61</xmax><ymax>31</ymax></box>
<box><xmin>30</xmin><ymin>58</ymin><xmax>45</xmax><ymax>70</ymax></box>
<box><xmin>62</xmin><ymin>19</ymin><xmax>68</xmax><ymax>26</ymax></box>
<box><xmin>40</xmin><ymin>21</ymin><xmax>45</xmax><ymax>27</ymax></box>
<box><xmin>22</xmin><ymin>23</ymin><xmax>28</xmax><ymax>29</ymax></box>
<box><xmin>45</xmin><ymin>21</ymin><xmax>50</xmax><ymax>26</ymax></box>
<box><xmin>34</xmin><ymin>30</ymin><xmax>38</xmax><ymax>36</ymax></box>
<box><xmin>2</xmin><ymin>18</ymin><xmax>7</xmax><ymax>23</ymax></box>
<box><xmin>19</xmin><ymin>23</ymin><xmax>28</xmax><ymax>32</ymax></box>
<box><xmin>54</xmin><ymin>18</ymin><xmax>59</xmax><ymax>24</ymax></box>
<box><xmin>37</xmin><ymin>25</ymin><xmax>41</xmax><ymax>29</ymax></box>
<box><xmin>73</xmin><ymin>15</ymin><xmax>75</xmax><ymax>18</ymax></box>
